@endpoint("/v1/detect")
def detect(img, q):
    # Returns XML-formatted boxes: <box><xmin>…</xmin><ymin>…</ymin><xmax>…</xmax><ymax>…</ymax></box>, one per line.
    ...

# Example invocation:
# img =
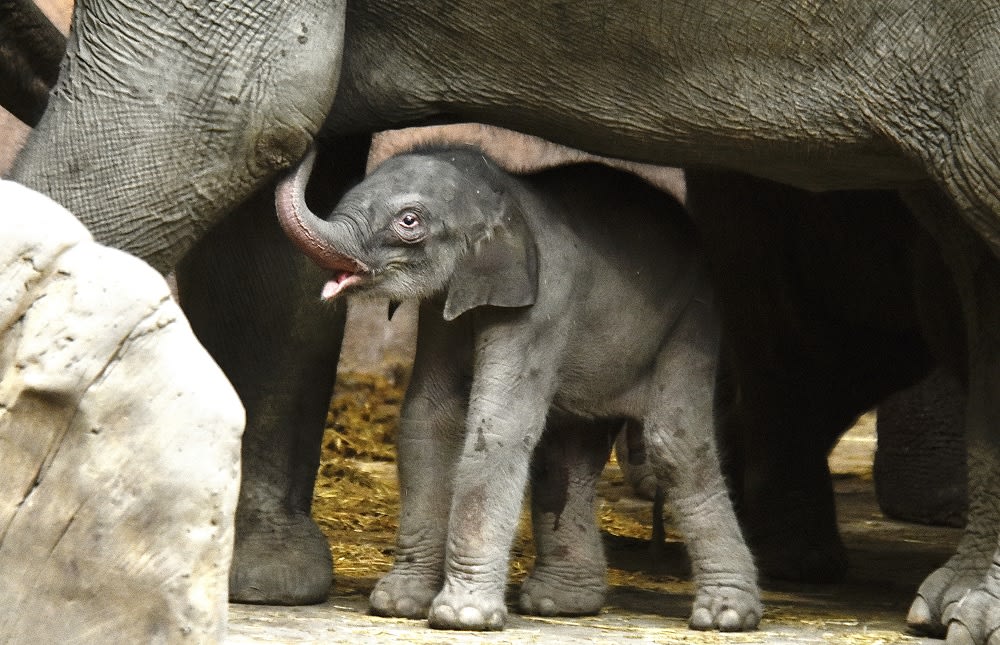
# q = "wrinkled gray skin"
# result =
<box><xmin>876</xmin><ymin>368</ymin><xmax>967</xmax><ymax>527</ymax></box>
<box><xmin>277</xmin><ymin>147</ymin><xmax>760</xmax><ymax>631</ymax></box>
<box><xmin>9</xmin><ymin>2</ymin><xmax>1000</xmax><ymax>641</ymax></box>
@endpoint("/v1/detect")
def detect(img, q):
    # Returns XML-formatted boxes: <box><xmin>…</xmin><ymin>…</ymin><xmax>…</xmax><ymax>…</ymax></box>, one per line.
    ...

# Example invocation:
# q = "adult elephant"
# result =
<box><xmin>683</xmin><ymin>171</ymin><xmax>966</xmax><ymax>581</ymax></box>
<box><xmin>9</xmin><ymin>1</ymin><xmax>1000</xmax><ymax>642</ymax></box>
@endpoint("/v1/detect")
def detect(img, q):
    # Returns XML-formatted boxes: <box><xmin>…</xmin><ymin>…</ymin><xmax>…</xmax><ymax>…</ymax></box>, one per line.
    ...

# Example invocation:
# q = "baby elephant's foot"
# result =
<box><xmin>428</xmin><ymin>583</ymin><xmax>507</xmax><ymax>630</ymax></box>
<box><xmin>369</xmin><ymin>569</ymin><xmax>440</xmax><ymax>619</ymax></box>
<box><xmin>690</xmin><ymin>584</ymin><xmax>762</xmax><ymax>632</ymax></box>
<box><xmin>518</xmin><ymin>571</ymin><xmax>606</xmax><ymax>616</ymax></box>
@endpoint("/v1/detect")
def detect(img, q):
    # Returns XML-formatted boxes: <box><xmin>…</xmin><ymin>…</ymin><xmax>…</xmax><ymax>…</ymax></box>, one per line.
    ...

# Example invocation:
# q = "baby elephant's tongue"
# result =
<box><xmin>321</xmin><ymin>271</ymin><xmax>361</xmax><ymax>300</ymax></box>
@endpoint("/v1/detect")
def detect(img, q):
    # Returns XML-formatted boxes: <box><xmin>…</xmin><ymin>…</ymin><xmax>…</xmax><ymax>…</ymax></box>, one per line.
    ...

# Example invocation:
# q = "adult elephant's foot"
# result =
<box><xmin>743</xmin><ymin>486</ymin><xmax>848</xmax><ymax>582</ymax></box>
<box><xmin>942</xmin><ymin>581</ymin><xmax>1000</xmax><ymax>645</ymax></box>
<box><xmin>229</xmin><ymin>510</ymin><xmax>332</xmax><ymax>605</ymax></box>
<box><xmin>428</xmin><ymin>583</ymin><xmax>507</xmax><ymax>630</ymax></box>
<box><xmin>750</xmin><ymin>526</ymin><xmax>848</xmax><ymax>583</ymax></box>
<box><xmin>518</xmin><ymin>567</ymin><xmax>606</xmax><ymax>616</ymax></box>
<box><xmin>369</xmin><ymin>567</ymin><xmax>441</xmax><ymax>618</ymax></box>
<box><xmin>689</xmin><ymin>583</ymin><xmax>763</xmax><ymax>632</ymax></box>
<box><xmin>906</xmin><ymin>557</ymin><xmax>985</xmax><ymax>638</ymax></box>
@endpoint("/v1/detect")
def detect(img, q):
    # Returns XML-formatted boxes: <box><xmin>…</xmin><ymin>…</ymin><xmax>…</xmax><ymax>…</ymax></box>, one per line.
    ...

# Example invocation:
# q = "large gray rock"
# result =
<box><xmin>0</xmin><ymin>180</ymin><xmax>245</xmax><ymax>643</ymax></box>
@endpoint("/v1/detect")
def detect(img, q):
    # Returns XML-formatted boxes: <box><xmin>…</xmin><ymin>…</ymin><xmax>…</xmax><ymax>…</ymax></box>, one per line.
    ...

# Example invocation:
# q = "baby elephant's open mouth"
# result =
<box><xmin>321</xmin><ymin>271</ymin><xmax>363</xmax><ymax>300</ymax></box>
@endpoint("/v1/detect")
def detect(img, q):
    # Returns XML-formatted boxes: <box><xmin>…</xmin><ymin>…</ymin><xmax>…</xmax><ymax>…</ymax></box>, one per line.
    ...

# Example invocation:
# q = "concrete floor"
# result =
<box><xmin>225</xmin><ymin>417</ymin><xmax>959</xmax><ymax>644</ymax></box>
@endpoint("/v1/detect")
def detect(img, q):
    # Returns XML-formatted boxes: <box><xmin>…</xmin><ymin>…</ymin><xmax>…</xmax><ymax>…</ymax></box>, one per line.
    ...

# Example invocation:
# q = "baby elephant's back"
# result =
<box><xmin>525</xmin><ymin>162</ymin><xmax>702</xmax><ymax>291</ymax></box>
<box><xmin>519</xmin><ymin>163</ymin><xmax>713</xmax><ymax>412</ymax></box>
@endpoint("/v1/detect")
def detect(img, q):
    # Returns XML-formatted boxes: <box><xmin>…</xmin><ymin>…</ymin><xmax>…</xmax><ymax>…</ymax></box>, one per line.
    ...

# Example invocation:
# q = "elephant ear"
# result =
<box><xmin>443</xmin><ymin>208</ymin><xmax>538</xmax><ymax>321</ymax></box>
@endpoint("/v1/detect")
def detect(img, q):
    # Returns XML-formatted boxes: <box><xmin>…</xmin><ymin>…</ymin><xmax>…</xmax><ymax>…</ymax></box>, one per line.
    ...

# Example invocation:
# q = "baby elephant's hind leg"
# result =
<box><xmin>647</xmin><ymin>304</ymin><xmax>761</xmax><ymax>631</ymax></box>
<box><xmin>520</xmin><ymin>415</ymin><xmax>617</xmax><ymax>616</ymax></box>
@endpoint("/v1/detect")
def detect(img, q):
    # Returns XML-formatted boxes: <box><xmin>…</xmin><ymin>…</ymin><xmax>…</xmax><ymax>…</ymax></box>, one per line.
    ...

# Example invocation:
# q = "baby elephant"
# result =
<box><xmin>277</xmin><ymin>146</ymin><xmax>761</xmax><ymax>632</ymax></box>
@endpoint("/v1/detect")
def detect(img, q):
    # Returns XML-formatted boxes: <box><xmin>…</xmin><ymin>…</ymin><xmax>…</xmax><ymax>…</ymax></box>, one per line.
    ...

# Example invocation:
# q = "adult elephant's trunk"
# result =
<box><xmin>275</xmin><ymin>147</ymin><xmax>365</xmax><ymax>274</ymax></box>
<box><xmin>11</xmin><ymin>0</ymin><xmax>347</xmax><ymax>273</ymax></box>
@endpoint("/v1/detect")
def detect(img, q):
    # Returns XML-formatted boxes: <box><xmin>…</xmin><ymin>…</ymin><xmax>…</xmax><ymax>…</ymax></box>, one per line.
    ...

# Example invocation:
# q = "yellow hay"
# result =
<box><xmin>310</xmin><ymin>368</ymin><xmax>906</xmax><ymax>642</ymax></box>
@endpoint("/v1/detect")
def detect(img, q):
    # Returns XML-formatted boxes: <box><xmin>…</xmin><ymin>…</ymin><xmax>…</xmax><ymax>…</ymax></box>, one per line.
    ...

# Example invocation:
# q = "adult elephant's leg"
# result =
<box><xmin>874</xmin><ymin>368</ymin><xmax>967</xmax><ymax>527</ymax></box>
<box><xmin>520</xmin><ymin>415</ymin><xmax>615</xmax><ymax>617</ymax></box>
<box><xmin>901</xmin><ymin>185</ymin><xmax>1000</xmax><ymax>642</ymax></box>
<box><xmin>875</xmin><ymin>223</ymin><xmax>968</xmax><ymax>528</ymax></box>
<box><xmin>12</xmin><ymin>0</ymin><xmax>346</xmax><ymax>274</ymax></box>
<box><xmin>685</xmin><ymin>170</ymin><xmax>847</xmax><ymax>583</ymax></box>
<box><xmin>722</xmin><ymin>370</ymin><xmax>847</xmax><ymax>582</ymax></box>
<box><xmin>175</xmin><ymin>180</ymin><xmax>347</xmax><ymax>605</ymax></box>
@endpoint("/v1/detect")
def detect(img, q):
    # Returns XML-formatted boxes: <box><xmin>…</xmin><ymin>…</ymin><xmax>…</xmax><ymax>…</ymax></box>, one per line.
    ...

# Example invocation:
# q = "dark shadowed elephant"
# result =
<box><xmin>685</xmin><ymin>170</ymin><xmax>966</xmax><ymax>582</ymax></box>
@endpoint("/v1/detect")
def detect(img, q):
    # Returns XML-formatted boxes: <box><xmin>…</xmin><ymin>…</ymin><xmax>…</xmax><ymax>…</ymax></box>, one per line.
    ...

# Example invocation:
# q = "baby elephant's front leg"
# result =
<box><xmin>428</xmin><ymin>377</ymin><xmax>553</xmax><ymax>630</ymax></box>
<box><xmin>370</xmin><ymin>314</ymin><xmax>471</xmax><ymax>619</ymax></box>
<box><xmin>370</xmin><ymin>394</ymin><xmax>462</xmax><ymax>619</ymax></box>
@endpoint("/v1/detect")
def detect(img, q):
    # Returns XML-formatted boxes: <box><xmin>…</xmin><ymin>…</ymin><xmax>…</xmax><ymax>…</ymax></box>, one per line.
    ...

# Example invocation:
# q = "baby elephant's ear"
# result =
<box><xmin>443</xmin><ymin>209</ymin><xmax>538</xmax><ymax>321</ymax></box>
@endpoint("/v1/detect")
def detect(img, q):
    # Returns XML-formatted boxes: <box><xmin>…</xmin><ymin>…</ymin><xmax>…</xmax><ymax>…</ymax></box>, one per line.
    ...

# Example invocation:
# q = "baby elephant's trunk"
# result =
<box><xmin>275</xmin><ymin>147</ymin><xmax>363</xmax><ymax>273</ymax></box>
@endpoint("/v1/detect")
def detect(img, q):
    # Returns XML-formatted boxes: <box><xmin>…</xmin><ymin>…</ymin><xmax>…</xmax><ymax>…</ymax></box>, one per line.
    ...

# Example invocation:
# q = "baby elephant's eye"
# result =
<box><xmin>392</xmin><ymin>209</ymin><xmax>426</xmax><ymax>243</ymax></box>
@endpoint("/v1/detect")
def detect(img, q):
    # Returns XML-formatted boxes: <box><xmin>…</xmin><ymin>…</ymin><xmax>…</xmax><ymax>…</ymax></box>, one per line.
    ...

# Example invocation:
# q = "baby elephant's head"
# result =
<box><xmin>277</xmin><ymin>147</ymin><xmax>537</xmax><ymax>320</ymax></box>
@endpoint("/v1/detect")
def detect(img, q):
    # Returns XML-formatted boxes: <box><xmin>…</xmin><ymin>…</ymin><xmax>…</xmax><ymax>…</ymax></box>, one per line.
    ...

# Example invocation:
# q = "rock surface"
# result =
<box><xmin>0</xmin><ymin>180</ymin><xmax>245</xmax><ymax>643</ymax></box>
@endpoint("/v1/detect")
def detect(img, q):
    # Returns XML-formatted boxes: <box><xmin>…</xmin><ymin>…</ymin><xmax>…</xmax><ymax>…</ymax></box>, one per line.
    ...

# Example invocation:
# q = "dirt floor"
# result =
<box><xmin>225</xmin><ymin>302</ymin><xmax>958</xmax><ymax>644</ymax></box>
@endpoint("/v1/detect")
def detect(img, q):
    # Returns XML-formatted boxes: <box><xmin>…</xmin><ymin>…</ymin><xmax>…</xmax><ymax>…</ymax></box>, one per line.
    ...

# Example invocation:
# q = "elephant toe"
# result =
<box><xmin>909</xmin><ymin>562</ymin><xmax>983</xmax><ymax>638</ymax></box>
<box><xmin>369</xmin><ymin>589</ymin><xmax>425</xmax><ymax>619</ymax></box>
<box><xmin>942</xmin><ymin>586</ymin><xmax>1000</xmax><ymax>645</ymax></box>
<box><xmin>689</xmin><ymin>584</ymin><xmax>762</xmax><ymax>632</ymax></box>
<box><xmin>945</xmin><ymin>621</ymin><xmax>977</xmax><ymax>645</ymax></box>
<box><xmin>907</xmin><ymin>595</ymin><xmax>942</xmax><ymax>635</ymax></box>
<box><xmin>429</xmin><ymin>586</ymin><xmax>507</xmax><ymax>631</ymax></box>
<box><xmin>369</xmin><ymin>571</ymin><xmax>438</xmax><ymax>619</ymax></box>
<box><xmin>518</xmin><ymin>571</ymin><xmax>605</xmax><ymax>616</ymax></box>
